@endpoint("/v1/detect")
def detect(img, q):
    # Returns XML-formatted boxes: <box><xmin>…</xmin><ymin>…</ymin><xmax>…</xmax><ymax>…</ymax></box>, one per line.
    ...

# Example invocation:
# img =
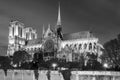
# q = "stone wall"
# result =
<box><xmin>71</xmin><ymin>71</ymin><xmax>120</xmax><ymax>80</ymax></box>
<box><xmin>0</xmin><ymin>70</ymin><xmax>120</xmax><ymax>80</ymax></box>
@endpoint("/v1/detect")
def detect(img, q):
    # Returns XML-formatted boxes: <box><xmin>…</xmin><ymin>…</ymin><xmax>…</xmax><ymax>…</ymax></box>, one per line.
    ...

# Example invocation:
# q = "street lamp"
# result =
<box><xmin>103</xmin><ymin>63</ymin><xmax>108</xmax><ymax>70</ymax></box>
<box><xmin>13</xmin><ymin>64</ymin><xmax>17</xmax><ymax>68</ymax></box>
<box><xmin>52</xmin><ymin>63</ymin><xmax>57</xmax><ymax>70</ymax></box>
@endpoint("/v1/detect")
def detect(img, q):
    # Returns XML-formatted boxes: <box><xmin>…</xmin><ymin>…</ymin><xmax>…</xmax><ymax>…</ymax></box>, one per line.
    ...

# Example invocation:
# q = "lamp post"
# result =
<box><xmin>52</xmin><ymin>63</ymin><xmax>57</xmax><ymax>70</ymax></box>
<box><xmin>103</xmin><ymin>63</ymin><xmax>108</xmax><ymax>70</ymax></box>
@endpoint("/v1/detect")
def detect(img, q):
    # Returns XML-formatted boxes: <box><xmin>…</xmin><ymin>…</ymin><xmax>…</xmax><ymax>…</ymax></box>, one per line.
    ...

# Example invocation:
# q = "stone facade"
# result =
<box><xmin>7</xmin><ymin>21</ymin><xmax>37</xmax><ymax>56</ymax></box>
<box><xmin>7</xmin><ymin>5</ymin><xmax>103</xmax><ymax>62</ymax></box>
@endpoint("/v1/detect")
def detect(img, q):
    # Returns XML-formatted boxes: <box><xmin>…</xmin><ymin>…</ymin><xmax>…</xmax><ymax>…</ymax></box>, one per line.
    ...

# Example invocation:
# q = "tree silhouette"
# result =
<box><xmin>0</xmin><ymin>56</ymin><xmax>11</xmax><ymax>76</ymax></box>
<box><xmin>78</xmin><ymin>53</ymin><xmax>85</xmax><ymax>70</ymax></box>
<box><xmin>32</xmin><ymin>51</ymin><xmax>44</xmax><ymax>69</ymax></box>
<box><xmin>100</xmin><ymin>49</ymin><xmax>115</xmax><ymax>69</ymax></box>
<box><xmin>104</xmin><ymin>38</ymin><xmax>120</xmax><ymax>68</ymax></box>
<box><xmin>13</xmin><ymin>50</ymin><xmax>30</xmax><ymax>68</ymax></box>
<box><xmin>85</xmin><ymin>52</ymin><xmax>102</xmax><ymax>70</ymax></box>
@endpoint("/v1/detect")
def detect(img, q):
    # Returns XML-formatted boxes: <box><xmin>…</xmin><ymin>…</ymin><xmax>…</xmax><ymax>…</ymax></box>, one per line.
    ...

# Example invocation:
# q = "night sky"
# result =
<box><xmin>0</xmin><ymin>0</ymin><xmax>120</xmax><ymax>46</ymax></box>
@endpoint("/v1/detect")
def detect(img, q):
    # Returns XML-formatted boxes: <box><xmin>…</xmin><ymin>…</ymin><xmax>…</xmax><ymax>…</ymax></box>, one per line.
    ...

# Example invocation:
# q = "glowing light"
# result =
<box><xmin>103</xmin><ymin>63</ymin><xmax>108</xmax><ymax>68</ymax></box>
<box><xmin>13</xmin><ymin>64</ymin><xmax>17</xmax><ymax>67</ymax></box>
<box><xmin>52</xmin><ymin>63</ymin><xmax>57</xmax><ymax>69</ymax></box>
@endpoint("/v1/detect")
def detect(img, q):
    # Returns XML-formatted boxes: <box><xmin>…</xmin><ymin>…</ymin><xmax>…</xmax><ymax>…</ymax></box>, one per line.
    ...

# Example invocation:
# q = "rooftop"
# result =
<box><xmin>63</xmin><ymin>31</ymin><xmax>95</xmax><ymax>40</ymax></box>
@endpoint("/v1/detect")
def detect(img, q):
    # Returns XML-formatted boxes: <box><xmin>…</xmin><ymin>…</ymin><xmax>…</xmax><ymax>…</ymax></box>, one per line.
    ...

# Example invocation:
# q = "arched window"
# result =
<box><xmin>73</xmin><ymin>44</ymin><xmax>77</xmax><ymax>50</ymax></box>
<box><xmin>89</xmin><ymin>43</ymin><xmax>92</xmax><ymax>50</ymax></box>
<box><xmin>66</xmin><ymin>44</ymin><xmax>68</xmax><ymax>47</ymax></box>
<box><xmin>84</xmin><ymin>43</ymin><xmax>87</xmax><ymax>49</ymax></box>
<box><xmin>94</xmin><ymin>43</ymin><xmax>96</xmax><ymax>49</ymax></box>
<box><xmin>74</xmin><ymin>44</ymin><xmax>76</xmax><ymax>48</ymax></box>
<box><xmin>38</xmin><ymin>48</ymin><xmax>41</xmax><ymax>51</ymax></box>
<box><xmin>79</xmin><ymin>44</ymin><xmax>82</xmax><ymax>50</ymax></box>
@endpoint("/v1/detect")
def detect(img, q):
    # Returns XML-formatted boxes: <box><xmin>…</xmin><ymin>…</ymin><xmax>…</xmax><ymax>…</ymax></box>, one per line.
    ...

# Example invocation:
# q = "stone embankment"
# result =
<box><xmin>0</xmin><ymin>70</ymin><xmax>120</xmax><ymax>80</ymax></box>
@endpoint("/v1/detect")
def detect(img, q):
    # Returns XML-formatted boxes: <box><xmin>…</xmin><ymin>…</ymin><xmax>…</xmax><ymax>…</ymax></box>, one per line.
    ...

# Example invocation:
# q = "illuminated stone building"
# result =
<box><xmin>7</xmin><ymin>21</ymin><xmax>37</xmax><ymax>56</ymax></box>
<box><xmin>7</xmin><ymin>5</ymin><xmax>103</xmax><ymax>63</ymax></box>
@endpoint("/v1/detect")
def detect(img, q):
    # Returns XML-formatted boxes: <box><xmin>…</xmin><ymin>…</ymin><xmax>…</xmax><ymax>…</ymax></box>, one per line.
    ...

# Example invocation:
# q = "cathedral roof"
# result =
<box><xmin>62</xmin><ymin>31</ymin><xmax>95</xmax><ymax>40</ymax></box>
<box><xmin>27</xmin><ymin>38</ymin><xmax>42</xmax><ymax>45</ymax></box>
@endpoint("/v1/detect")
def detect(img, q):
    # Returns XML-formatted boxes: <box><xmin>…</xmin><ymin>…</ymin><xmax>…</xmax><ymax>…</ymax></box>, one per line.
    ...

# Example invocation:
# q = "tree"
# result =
<box><xmin>13</xmin><ymin>50</ymin><xmax>30</xmax><ymax>68</ymax></box>
<box><xmin>78</xmin><ymin>53</ymin><xmax>85</xmax><ymax>70</ymax></box>
<box><xmin>104</xmin><ymin>39</ymin><xmax>120</xmax><ymax>68</ymax></box>
<box><xmin>32</xmin><ymin>53</ymin><xmax>40</xmax><ymax>69</ymax></box>
<box><xmin>85</xmin><ymin>52</ymin><xmax>102</xmax><ymax>70</ymax></box>
<box><xmin>103</xmin><ymin>34</ymin><xmax>120</xmax><ymax>70</ymax></box>
<box><xmin>100</xmin><ymin>49</ymin><xmax>115</xmax><ymax>69</ymax></box>
<box><xmin>32</xmin><ymin>50</ymin><xmax>45</xmax><ymax>69</ymax></box>
<box><xmin>0</xmin><ymin>56</ymin><xmax>11</xmax><ymax>76</ymax></box>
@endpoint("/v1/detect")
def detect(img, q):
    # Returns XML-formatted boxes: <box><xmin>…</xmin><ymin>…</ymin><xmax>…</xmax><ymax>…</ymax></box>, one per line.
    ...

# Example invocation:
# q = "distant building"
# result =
<box><xmin>7</xmin><ymin>4</ymin><xmax>103</xmax><ymax>63</ymax></box>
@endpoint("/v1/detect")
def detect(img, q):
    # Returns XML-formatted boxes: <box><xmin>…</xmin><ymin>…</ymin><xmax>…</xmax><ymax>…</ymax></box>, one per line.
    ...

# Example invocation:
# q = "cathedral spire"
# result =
<box><xmin>57</xmin><ymin>2</ymin><xmax>61</xmax><ymax>26</ymax></box>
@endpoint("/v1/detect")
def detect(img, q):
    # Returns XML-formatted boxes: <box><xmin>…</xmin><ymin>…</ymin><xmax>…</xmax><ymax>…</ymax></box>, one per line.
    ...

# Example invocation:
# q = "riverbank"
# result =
<box><xmin>0</xmin><ymin>70</ymin><xmax>120</xmax><ymax>80</ymax></box>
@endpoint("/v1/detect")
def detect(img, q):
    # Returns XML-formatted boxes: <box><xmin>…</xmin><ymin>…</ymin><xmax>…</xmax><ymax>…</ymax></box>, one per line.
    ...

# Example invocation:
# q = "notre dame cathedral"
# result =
<box><xmin>7</xmin><ymin>4</ymin><xmax>103</xmax><ymax>63</ymax></box>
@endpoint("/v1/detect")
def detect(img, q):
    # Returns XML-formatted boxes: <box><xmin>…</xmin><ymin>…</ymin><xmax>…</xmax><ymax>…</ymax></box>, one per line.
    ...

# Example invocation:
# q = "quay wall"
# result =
<box><xmin>0</xmin><ymin>70</ymin><xmax>120</xmax><ymax>80</ymax></box>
